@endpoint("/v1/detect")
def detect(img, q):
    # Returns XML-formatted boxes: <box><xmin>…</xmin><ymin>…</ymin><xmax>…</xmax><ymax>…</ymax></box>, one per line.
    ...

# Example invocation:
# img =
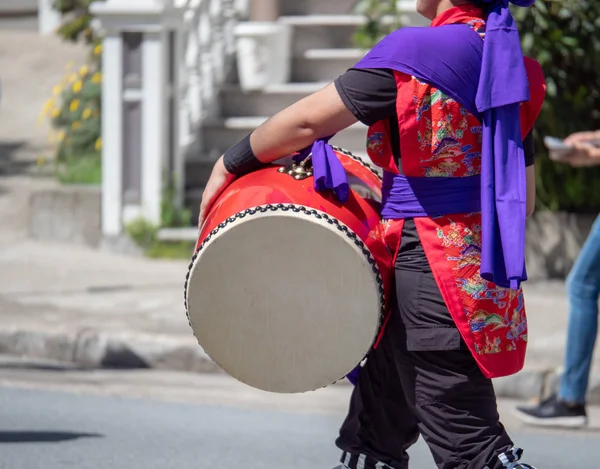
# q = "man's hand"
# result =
<box><xmin>197</xmin><ymin>156</ymin><xmax>236</xmax><ymax>230</ymax></box>
<box><xmin>564</xmin><ymin>130</ymin><xmax>600</xmax><ymax>167</ymax></box>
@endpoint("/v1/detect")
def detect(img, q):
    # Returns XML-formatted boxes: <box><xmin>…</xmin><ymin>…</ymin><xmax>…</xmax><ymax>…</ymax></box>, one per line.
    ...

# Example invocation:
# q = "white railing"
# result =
<box><xmin>177</xmin><ymin>0</ymin><xmax>240</xmax><ymax>150</ymax></box>
<box><xmin>92</xmin><ymin>0</ymin><xmax>242</xmax><ymax>237</ymax></box>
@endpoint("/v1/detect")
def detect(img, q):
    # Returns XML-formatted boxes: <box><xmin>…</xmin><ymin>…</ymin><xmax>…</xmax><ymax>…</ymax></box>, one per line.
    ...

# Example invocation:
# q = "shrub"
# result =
<box><xmin>39</xmin><ymin>1</ymin><xmax>104</xmax><ymax>184</ymax></box>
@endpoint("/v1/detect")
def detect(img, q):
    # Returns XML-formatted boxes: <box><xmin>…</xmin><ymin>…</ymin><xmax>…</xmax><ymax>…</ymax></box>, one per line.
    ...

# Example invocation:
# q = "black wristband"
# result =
<box><xmin>222</xmin><ymin>133</ymin><xmax>267</xmax><ymax>176</ymax></box>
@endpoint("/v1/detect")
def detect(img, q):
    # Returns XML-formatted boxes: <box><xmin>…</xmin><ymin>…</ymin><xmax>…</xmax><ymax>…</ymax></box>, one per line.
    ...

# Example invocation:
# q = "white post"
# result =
<box><xmin>100</xmin><ymin>33</ymin><xmax>124</xmax><ymax>237</ymax></box>
<box><xmin>92</xmin><ymin>0</ymin><xmax>187</xmax><ymax>237</ymax></box>
<box><xmin>141</xmin><ymin>32</ymin><xmax>166</xmax><ymax>225</ymax></box>
<box><xmin>38</xmin><ymin>0</ymin><xmax>62</xmax><ymax>35</ymax></box>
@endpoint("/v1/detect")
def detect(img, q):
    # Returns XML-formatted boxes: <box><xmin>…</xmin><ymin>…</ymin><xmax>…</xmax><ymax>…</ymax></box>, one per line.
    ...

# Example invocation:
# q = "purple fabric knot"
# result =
<box><xmin>476</xmin><ymin>0</ymin><xmax>534</xmax><ymax>112</ymax></box>
<box><xmin>295</xmin><ymin>137</ymin><xmax>350</xmax><ymax>203</ymax></box>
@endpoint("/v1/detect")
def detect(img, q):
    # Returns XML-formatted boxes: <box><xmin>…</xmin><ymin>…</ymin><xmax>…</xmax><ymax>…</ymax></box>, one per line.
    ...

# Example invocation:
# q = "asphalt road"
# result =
<box><xmin>0</xmin><ymin>359</ymin><xmax>599</xmax><ymax>469</ymax></box>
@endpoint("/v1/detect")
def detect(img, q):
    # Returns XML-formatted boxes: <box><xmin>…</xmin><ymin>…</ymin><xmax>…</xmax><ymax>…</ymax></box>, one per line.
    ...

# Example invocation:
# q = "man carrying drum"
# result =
<box><xmin>198</xmin><ymin>1</ymin><xmax>546</xmax><ymax>468</ymax></box>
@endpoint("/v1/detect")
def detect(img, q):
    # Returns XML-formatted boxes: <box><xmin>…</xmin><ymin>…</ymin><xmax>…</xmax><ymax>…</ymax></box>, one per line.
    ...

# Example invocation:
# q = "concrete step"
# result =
<box><xmin>280</xmin><ymin>13</ymin><xmax>428</xmax><ymax>57</ymax></box>
<box><xmin>292</xmin><ymin>48</ymin><xmax>366</xmax><ymax>82</ymax></box>
<box><xmin>280</xmin><ymin>15</ymin><xmax>364</xmax><ymax>57</ymax></box>
<box><xmin>280</xmin><ymin>0</ymin><xmax>356</xmax><ymax>16</ymax></box>
<box><xmin>185</xmin><ymin>158</ymin><xmax>214</xmax><ymax>189</ymax></box>
<box><xmin>0</xmin><ymin>16</ymin><xmax>38</xmax><ymax>30</ymax></box>
<box><xmin>183</xmin><ymin>188</ymin><xmax>205</xmax><ymax>227</ymax></box>
<box><xmin>0</xmin><ymin>0</ymin><xmax>37</xmax><ymax>14</ymax></box>
<box><xmin>157</xmin><ymin>227</ymin><xmax>198</xmax><ymax>242</ymax></box>
<box><xmin>219</xmin><ymin>82</ymin><xmax>328</xmax><ymax>117</ymax></box>
<box><xmin>202</xmin><ymin>116</ymin><xmax>368</xmax><ymax>158</ymax></box>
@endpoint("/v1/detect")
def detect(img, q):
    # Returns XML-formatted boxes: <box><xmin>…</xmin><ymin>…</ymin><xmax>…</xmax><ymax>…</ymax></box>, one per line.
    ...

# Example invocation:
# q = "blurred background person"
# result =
<box><xmin>515</xmin><ymin>130</ymin><xmax>600</xmax><ymax>428</ymax></box>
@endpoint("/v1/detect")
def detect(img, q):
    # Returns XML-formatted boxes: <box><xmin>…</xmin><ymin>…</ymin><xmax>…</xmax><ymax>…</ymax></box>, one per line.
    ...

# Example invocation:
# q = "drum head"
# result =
<box><xmin>185</xmin><ymin>205</ymin><xmax>383</xmax><ymax>393</ymax></box>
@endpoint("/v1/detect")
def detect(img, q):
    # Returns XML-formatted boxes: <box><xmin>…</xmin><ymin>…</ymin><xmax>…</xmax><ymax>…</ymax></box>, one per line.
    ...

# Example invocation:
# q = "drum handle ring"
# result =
<box><xmin>277</xmin><ymin>154</ymin><xmax>313</xmax><ymax>180</ymax></box>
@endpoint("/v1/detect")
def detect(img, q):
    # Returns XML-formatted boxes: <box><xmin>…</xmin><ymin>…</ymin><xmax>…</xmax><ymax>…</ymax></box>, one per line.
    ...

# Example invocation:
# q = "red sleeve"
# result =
<box><xmin>520</xmin><ymin>57</ymin><xmax>546</xmax><ymax>138</ymax></box>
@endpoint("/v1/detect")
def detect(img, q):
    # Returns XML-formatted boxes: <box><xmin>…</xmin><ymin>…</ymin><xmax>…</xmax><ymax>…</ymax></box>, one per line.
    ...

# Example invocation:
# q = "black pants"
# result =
<box><xmin>335</xmin><ymin>220</ymin><xmax>514</xmax><ymax>469</ymax></box>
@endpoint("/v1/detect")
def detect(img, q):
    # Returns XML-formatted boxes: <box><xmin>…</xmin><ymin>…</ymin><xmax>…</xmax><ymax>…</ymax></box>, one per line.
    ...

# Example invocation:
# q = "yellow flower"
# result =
<box><xmin>70</xmin><ymin>100</ymin><xmax>80</xmax><ymax>112</ymax></box>
<box><xmin>51</xmin><ymin>108</ymin><xmax>61</xmax><ymax>118</ymax></box>
<box><xmin>91</xmin><ymin>72</ymin><xmax>102</xmax><ymax>84</ymax></box>
<box><xmin>37</xmin><ymin>156</ymin><xmax>46</xmax><ymax>167</ymax></box>
<box><xmin>42</xmin><ymin>98</ymin><xmax>55</xmax><ymax>114</ymax></box>
<box><xmin>57</xmin><ymin>130</ymin><xmax>66</xmax><ymax>142</ymax></box>
<box><xmin>94</xmin><ymin>44</ymin><xmax>103</xmax><ymax>56</ymax></box>
<box><xmin>68</xmin><ymin>73</ymin><xmax>78</xmax><ymax>84</ymax></box>
<box><xmin>79</xmin><ymin>65</ymin><xmax>89</xmax><ymax>77</ymax></box>
<box><xmin>72</xmin><ymin>121</ymin><xmax>81</xmax><ymax>130</ymax></box>
<box><xmin>52</xmin><ymin>84</ymin><xmax>62</xmax><ymax>96</ymax></box>
<box><xmin>39</xmin><ymin>98</ymin><xmax>55</xmax><ymax>124</ymax></box>
<box><xmin>82</xmin><ymin>108</ymin><xmax>92</xmax><ymax>120</ymax></box>
<box><xmin>73</xmin><ymin>81</ymin><xmax>83</xmax><ymax>93</ymax></box>
<box><xmin>95</xmin><ymin>138</ymin><xmax>102</xmax><ymax>151</ymax></box>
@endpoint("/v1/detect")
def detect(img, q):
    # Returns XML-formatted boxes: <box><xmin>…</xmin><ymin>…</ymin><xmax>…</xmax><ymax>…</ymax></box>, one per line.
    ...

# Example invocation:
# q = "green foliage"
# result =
<box><xmin>56</xmin><ymin>153</ymin><xmax>102</xmax><ymax>184</ymax></box>
<box><xmin>126</xmin><ymin>218</ymin><xmax>159</xmax><ymax>251</ymax></box>
<box><xmin>125</xmin><ymin>178</ymin><xmax>194</xmax><ymax>260</ymax></box>
<box><xmin>353</xmin><ymin>0</ymin><xmax>403</xmax><ymax>49</ymax></box>
<box><xmin>513</xmin><ymin>1</ymin><xmax>600</xmax><ymax>212</ymax></box>
<box><xmin>125</xmin><ymin>217</ymin><xmax>194</xmax><ymax>260</ymax></box>
<box><xmin>53</xmin><ymin>0</ymin><xmax>104</xmax><ymax>47</ymax></box>
<box><xmin>146</xmin><ymin>241</ymin><xmax>195</xmax><ymax>260</ymax></box>
<box><xmin>161</xmin><ymin>175</ymin><xmax>192</xmax><ymax>228</ymax></box>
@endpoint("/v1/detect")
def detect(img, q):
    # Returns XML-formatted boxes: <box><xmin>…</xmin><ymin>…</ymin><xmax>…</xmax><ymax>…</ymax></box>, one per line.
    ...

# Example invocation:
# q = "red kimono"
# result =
<box><xmin>366</xmin><ymin>7</ymin><xmax>546</xmax><ymax>379</ymax></box>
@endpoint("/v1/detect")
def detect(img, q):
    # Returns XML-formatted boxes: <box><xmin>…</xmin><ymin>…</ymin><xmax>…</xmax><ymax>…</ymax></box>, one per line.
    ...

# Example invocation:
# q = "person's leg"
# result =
<box><xmin>515</xmin><ymin>215</ymin><xmax>600</xmax><ymax>427</ymax></box>
<box><xmin>560</xmin><ymin>215</ymin><xmax>600</xmax><ymax>404</ymax></box>
<box><xmin>335</xmin><ymin>316</ymin><xmax>420</xmax><ymax>469</ymax></box>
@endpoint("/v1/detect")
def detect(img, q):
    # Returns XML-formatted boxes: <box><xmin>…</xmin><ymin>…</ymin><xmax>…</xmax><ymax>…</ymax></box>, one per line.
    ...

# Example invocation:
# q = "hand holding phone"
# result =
<box><xmin>544</xmin><ymin>136</ymin><xmax>575</xmax><ymax>161</ymax></box>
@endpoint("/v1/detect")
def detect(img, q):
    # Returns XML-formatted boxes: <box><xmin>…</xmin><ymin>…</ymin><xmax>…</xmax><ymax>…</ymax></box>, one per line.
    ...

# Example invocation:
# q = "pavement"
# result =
<box><xmin>1</xmin><ymin>362</ymin><xmax>599</xmax><ymax>469</ymax></box>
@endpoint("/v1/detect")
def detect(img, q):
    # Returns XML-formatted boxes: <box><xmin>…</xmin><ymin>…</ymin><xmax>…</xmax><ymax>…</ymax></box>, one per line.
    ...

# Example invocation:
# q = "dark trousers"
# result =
<box><xmin>335</xmin><ymin>220</ymin><xmax>514</xmax><ymax>469</ymax></box>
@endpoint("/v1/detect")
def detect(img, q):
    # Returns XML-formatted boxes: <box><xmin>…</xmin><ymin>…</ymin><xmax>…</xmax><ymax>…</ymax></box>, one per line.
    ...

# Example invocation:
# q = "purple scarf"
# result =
<box><xmin>301</xmin><ymin>3</ymin><xmax>534</xmax><ymax>291</ymax></box>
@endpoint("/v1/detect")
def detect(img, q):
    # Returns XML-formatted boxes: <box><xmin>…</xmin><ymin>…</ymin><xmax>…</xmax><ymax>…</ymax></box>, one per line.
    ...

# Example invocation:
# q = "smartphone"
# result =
<box><xmin>544</xmin><ymin>136</ymin><xmax>575</xmax><ymax>161</ymax></box>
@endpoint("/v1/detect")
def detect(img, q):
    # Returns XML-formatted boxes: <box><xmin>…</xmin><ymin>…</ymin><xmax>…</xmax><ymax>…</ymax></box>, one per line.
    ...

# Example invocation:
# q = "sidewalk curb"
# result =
<box><xmin>1</xmin><ymin>326</ymin><xmax>599</xmax><ymax>404</ymax></box>
<box><xmin>0</xmin><ymin>328</ymin><xmax>220</xmax><ymax>374</ymax></box>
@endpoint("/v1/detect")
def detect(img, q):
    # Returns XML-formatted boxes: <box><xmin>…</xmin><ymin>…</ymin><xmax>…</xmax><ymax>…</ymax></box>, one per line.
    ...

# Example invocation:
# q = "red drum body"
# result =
<box><xmin>185</xmin><ymin>148</ymin><xmax>386</xmax><ymax>393</ymax></box>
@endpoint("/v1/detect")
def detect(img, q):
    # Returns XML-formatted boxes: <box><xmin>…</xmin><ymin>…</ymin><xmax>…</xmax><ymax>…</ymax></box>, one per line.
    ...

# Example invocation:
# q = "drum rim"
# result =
<box><xmin>184</xmin><ymin>203</ymin><xmax>387</xmax><ymax>391</ymax></box>
<box><xmin>332</xmin><ymin>146</ymin><xmax>383</xmax><ymax>182</ymax></box>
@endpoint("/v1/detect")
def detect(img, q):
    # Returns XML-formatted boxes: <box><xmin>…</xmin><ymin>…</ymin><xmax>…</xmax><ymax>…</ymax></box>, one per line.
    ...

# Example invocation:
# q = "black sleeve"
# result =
<box><xmin>523</xmin><ymin>130</ymin><xmax>535</xmax><ymax>167</ymax></box>
<box><xmin>334</xmin><ymin>68</ymin><xmax>398</xmax><ymax>126</ymax></box>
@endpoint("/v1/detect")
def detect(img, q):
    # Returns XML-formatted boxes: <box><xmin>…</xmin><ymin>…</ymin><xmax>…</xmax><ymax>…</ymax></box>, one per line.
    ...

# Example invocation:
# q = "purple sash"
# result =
<box><xmin>381</xmin><ymin>172</ymin><xmax>481</xmax><ymax>220</ymax></box>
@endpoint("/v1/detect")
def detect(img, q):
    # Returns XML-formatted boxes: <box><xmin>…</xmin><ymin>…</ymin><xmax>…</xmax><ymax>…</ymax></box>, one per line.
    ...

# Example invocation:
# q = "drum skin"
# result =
<box><xmin>185</xmin><ymin>149</ymin><xmax>388</xmax><ymax>393</ymax></box>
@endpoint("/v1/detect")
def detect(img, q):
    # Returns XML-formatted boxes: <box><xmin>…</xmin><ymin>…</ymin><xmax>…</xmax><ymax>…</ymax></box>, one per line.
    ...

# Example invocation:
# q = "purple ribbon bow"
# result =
<box><xmin>295</xmin><ymin>137</ymin><xmax>350</xmax><ymax>203</ymax></box>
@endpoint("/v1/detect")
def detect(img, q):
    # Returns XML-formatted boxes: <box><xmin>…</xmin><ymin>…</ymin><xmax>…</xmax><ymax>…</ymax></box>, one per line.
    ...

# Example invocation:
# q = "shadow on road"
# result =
<box><xmin>0</xmin><ymin>431</ymin><xmax>103</xmax><ymax>443</ymax></box>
